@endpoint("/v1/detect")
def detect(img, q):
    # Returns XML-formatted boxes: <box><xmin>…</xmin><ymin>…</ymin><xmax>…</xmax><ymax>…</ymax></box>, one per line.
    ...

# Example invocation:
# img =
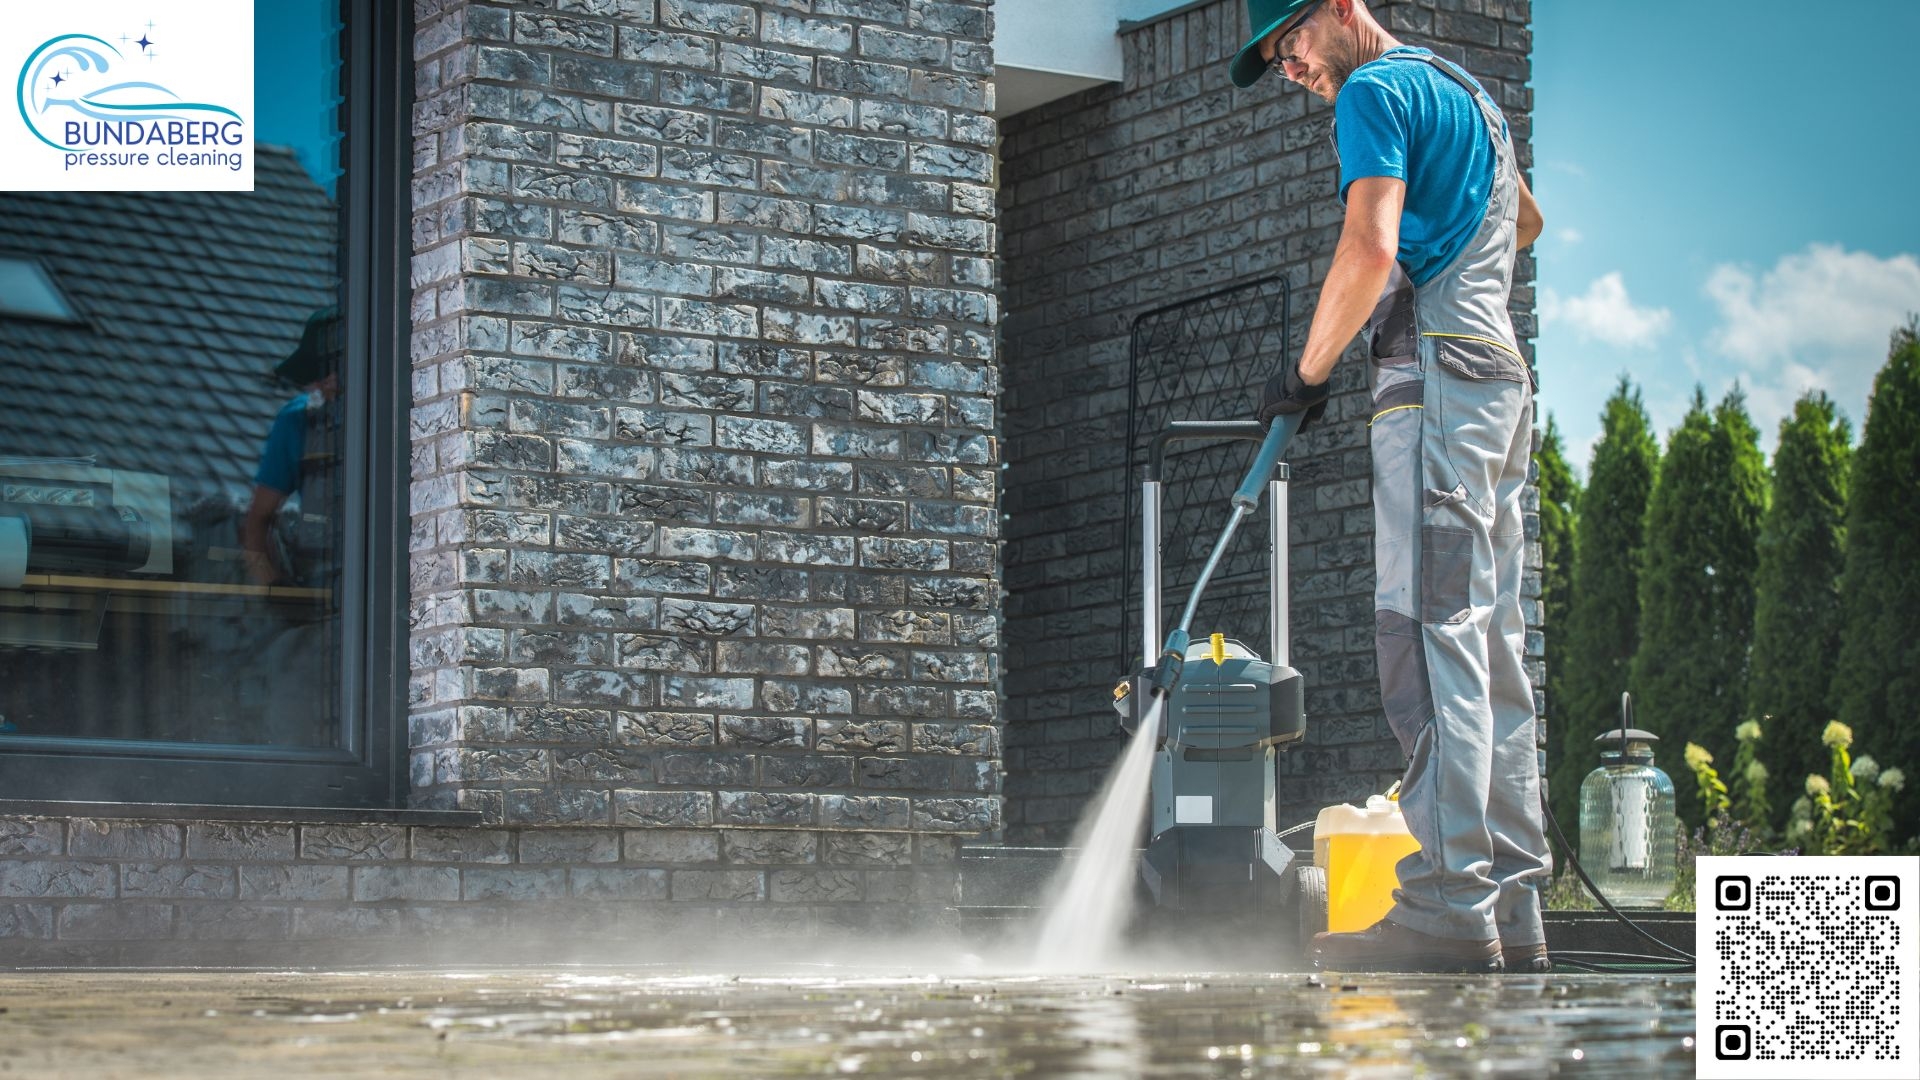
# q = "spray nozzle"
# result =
<box><xmin>1148</xmin><ymin>629</ymin><xmax>1189</xmax><ymax>699</ymax></box>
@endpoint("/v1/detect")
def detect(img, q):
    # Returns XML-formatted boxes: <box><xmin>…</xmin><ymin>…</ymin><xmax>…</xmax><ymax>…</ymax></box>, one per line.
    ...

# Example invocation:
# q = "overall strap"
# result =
<box><xmin>1327</xmin><ymin>51</ymin><xmax>1508</xmax><ymax>170</ymax></box>
<box><xmin>1398</xmin><ymin>51</ymin><xmax>1512</xmax><ymax>157</ymax></box>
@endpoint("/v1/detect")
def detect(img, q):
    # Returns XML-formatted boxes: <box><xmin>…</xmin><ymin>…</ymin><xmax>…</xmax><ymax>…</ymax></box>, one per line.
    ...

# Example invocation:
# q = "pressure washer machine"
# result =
<box><xmin>1113</xmin><ymin>419</ymin><xmax>1307</xmax><ymax>918</ymax></box>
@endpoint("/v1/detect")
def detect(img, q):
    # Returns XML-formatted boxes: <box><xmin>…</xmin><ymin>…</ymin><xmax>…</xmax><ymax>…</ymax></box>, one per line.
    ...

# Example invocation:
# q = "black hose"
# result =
<box><xmin>1550</xmin><ymin>956</ymin><xmax>1693</xmax><ymax>974</ymax></box>
<box><xmin>1541</xmin><ymin>797</ymin><xmax>1695</xmax><ymax>968</ymax></box>
<box><xmin>1552</xmin><ymin>949</ymin><xmax>1697</xmax><ymax>964</ymax></box>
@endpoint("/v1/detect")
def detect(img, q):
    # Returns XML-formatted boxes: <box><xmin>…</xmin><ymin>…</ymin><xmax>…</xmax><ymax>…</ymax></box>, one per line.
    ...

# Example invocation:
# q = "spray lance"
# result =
<box><xmin>1131</xmin><ymin>411</ymin><xmax>1303</xmax><ymax>748</ymax></box>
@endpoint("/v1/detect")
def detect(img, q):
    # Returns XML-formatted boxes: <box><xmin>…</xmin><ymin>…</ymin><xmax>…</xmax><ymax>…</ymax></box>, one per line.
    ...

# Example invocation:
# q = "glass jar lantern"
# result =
<box><xmin>1577</xmin><ymin>694</ymin><xmax>1678</xmax><ymax>908</ymax></box>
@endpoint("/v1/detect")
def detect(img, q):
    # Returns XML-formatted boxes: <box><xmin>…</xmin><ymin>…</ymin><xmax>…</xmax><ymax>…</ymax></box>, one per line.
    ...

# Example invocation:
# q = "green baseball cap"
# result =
<box><xmin>275</xmin><ymin>307</ymin><xmax>341</xmax><ymax>387</ymax></box>
<box><xmin>1229</xmin><ymin>0</ymin><xmax>1317</xmax><ymax>89</ymax></box>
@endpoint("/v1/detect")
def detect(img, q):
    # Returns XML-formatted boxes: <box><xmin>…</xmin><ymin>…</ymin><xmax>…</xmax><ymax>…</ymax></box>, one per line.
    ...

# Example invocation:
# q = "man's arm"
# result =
<box><xmin>241</xmin><ymin>485</ymin><xmax>289</xmax><ymax>586</ymax></box>
<box><xmin>1298</xmin><ymin>176</ymin><xmax>1406</xmax><ymax>385</ymax></box>
<box><xmin>1516</xmin><ymin>173</ymin><xmax>1543</xmax><ymax>250</ymax></box>
<box><xmin>244</xmin><ymin>397</ymin><xmax>305</xmax><ymax>586</ymax></box>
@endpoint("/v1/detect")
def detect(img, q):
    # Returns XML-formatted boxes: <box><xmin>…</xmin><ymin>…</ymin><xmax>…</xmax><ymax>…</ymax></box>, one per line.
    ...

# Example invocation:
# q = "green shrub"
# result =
<box><xmin>1537</xmin><ymin>414</ymin><xmax>1580</xmax><ymax>778</ymax></box>
<box><xmin>1833</xmin><ymin>320</ymin><xmax>1920</xmax><ymax>831</ymax></box>
<box><xmin>1748</xmin><ymin>392</ymin><xmax>1852</xmax><ymax>799</ymax></box>
<box><xmin>1631</xmin><ymin>388</ymin><xmax>1767</xmax><ymax>829</ymax></box>
<box><xmin>1783</xmin><ymin>721</ymin><xmax>1914</xmax><ymax>855</ymax></box>
<box><xmin>1729</xmin><ymin>720</ymin><xmax>1772</xmax><ymax>842</ymax></box>
<box><xmin>1553</xmin><ymin>379</ymin><xmax>1658</xmax><ymax>835</ymax></box>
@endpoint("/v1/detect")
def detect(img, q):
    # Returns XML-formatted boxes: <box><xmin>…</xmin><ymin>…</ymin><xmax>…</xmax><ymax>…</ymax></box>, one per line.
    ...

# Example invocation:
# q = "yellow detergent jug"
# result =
<box><xmin>1313</xmin><ymin>792</ymin><xmax>1420</xmax><ymax>933</ymax></box>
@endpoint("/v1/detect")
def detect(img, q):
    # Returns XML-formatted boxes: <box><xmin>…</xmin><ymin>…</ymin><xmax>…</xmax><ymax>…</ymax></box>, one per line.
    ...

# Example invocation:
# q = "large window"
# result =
<box><xmin>0</xmin><ymin>0</ymin><xmax>406</xmax><ymax>807</ymax></box>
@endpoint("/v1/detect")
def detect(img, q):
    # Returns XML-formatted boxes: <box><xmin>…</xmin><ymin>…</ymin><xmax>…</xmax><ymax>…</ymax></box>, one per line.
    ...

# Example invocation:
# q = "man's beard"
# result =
<box><xmin>1317</xmin><ymin>38</ymin><xmax>1363</xmax><ymax>100</ymax></box>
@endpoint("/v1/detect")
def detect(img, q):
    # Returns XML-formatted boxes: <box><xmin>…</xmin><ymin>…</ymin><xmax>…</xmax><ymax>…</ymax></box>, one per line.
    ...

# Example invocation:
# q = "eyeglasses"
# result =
<box><xmin>1266</xmin><ymin>1</ymin><xmax>1324</xmax><ymax>75</ymax></box>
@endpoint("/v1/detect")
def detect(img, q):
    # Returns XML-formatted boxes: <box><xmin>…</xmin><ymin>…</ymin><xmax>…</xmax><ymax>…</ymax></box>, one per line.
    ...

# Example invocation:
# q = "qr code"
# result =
<box><xmin>1697</xmin><ymin>855</ymin><xmax>1919</xmax><ymax>1078</ymax></box>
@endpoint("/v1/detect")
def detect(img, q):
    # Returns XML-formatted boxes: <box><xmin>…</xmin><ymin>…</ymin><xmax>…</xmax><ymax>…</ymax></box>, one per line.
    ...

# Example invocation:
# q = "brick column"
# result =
<box><xmin>407</xmin><ymin>0</ymin><xmax>1002</xmax><ymax>831</ymax></box>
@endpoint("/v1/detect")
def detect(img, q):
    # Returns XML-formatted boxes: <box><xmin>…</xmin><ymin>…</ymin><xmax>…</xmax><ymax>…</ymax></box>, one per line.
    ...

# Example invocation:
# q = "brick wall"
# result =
<box><xmin>406</xmin><ymin>0</ymin><xmax>1004</xmax><ymax>832</ymax></box>
<box><xmin>998</xmin><ymin>0</ymin><xmax>1539</xmax><ymax>842</ymax></box>
<box><xmin>0</xmin><ymin>812</ymin><xmax>957</xmax><ymax>964</ymax></box>
<box><xmin>4</xmin><ymin>0</ymin><xmax>1010</xmax><ymax>966</ymax></box>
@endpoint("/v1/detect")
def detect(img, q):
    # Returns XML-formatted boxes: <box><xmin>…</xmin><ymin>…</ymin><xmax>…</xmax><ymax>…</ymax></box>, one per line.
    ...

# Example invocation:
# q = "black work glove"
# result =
<box><xmin>1257</xmin><ymin>364</ymin><xmax>1331</xmax><ymax>431</ymax></box>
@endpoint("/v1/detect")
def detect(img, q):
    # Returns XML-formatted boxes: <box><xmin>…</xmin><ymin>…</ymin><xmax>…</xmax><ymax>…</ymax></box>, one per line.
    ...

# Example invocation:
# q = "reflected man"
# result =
<box><xmin>243</xmin><ymin>308</ymin><xmax>340</xmax><ymax>587</ymax></box>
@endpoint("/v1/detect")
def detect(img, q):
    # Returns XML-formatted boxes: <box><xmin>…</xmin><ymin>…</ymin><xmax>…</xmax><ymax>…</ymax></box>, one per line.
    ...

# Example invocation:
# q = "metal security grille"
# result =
<box><xmin>1122</xmin><ymin>277</ymin><xmax>1291</xmax><ymax>668</ymax></box>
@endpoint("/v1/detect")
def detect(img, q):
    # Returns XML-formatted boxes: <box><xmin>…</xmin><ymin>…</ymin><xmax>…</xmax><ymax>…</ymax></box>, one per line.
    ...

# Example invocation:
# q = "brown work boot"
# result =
<box><xmin>1312</xmin><ymin>919</ymin><xmax>1504</xmax><ymax>973</ymax></box>
<box><xmin>1502</xmin><ymin>940</ymin><xmax>1552</xmax><ymax>973</ymax></box>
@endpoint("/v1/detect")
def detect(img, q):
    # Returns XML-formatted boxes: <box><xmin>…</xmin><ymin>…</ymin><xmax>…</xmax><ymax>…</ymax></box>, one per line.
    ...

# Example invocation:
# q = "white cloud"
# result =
<box><xmin>1704</xmin><ymin>244</ymin><xmax>1920</xmax><ymax>444</ymax></box>
<box><xmin>1539</xmin><ymin>272</ymin><xmax>1672</xmax><ymax>349</ymax></box>
<box><xmin>1706</xmin><ymin>244</ymin><xmax>1920</xmax><ymax>368</ymax></box>
<box><xmin>1555</xmin><ymin>227</ymin><xmax>1584</xmax><ymax>246</ymax></box>
<box><xmin>1679</xmin><ymin>345</ymin><xmax>1703</xmax><ymax>379</ymax></box>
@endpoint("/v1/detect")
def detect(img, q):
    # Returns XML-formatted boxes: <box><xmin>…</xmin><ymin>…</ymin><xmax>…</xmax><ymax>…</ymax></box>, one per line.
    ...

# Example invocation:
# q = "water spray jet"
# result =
<box><xmin>1033</xmin><ymin>416</ymin><xmax>1307</xmax><ymax>970</ymax></box>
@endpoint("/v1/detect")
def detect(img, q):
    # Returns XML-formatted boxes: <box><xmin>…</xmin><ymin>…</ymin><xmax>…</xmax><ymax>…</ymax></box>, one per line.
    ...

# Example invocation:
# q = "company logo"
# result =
<box><xmin>2</xmin><ymin>4</ymin><xmax>253</xmax><ymax>192</ymax></box>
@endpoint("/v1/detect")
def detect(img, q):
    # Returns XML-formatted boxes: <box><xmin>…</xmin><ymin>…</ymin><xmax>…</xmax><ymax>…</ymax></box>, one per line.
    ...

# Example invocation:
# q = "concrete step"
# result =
<box><xmin>1541</xmin><ymin>908</ymin><xmax>1694</xmax><ymax>959</ymax></box>
<box><xmin>957</xmin><ymin>844</ymin><xmax>1071</xmax><ymax>907</ymax></box>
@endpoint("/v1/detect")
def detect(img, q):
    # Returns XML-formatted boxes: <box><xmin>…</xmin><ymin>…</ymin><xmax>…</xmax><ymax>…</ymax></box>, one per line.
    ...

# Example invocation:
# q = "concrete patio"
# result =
<box><xmin>0</xmin><ymin>966</ymin><xmax>1696</xmax><ymax>1077</ymax></box>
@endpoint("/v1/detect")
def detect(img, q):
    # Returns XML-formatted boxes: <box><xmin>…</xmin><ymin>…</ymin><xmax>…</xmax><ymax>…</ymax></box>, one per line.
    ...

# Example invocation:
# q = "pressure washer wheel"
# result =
<box><xmin>1296</xmin><ymin>865</ymin><xmax>1328</xmax><ymax>949</ymax></box>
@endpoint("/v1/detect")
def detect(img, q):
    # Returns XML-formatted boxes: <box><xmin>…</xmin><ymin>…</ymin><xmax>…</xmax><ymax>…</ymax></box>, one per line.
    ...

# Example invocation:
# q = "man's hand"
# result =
<box><xmin>1258</xmin><ymin>363</ymin><xmax>1331</xmax><ymax>430</ymax></box>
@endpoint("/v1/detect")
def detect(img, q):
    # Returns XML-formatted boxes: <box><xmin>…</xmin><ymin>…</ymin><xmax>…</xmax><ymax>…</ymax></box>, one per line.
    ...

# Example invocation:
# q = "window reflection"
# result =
<box><xmin>0</xmin><ymin>2</ymin><xmax>346</xmax><ymax>748</ymax></box>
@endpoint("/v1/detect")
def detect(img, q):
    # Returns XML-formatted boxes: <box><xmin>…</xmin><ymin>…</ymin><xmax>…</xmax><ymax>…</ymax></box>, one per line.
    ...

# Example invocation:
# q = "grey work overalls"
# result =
<box><xmin>1353</xmin><ymin>50</ymin><xmax>1550</xmax><ymax>946</ymax></box>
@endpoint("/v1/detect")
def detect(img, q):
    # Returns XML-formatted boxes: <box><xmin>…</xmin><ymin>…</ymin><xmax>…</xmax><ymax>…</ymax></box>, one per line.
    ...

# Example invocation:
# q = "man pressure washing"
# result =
<box><xmin>1233</xmin><ymin>0</ymin><xmax>1551</xmax><ymax>973</ymax></box>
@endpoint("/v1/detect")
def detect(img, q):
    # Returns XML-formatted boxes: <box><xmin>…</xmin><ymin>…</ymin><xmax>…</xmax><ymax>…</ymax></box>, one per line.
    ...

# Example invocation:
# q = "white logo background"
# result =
<box><xmin>2</xmin><ymin>0</ymin><xmax>255</xmax><ymax>191</ymax></box>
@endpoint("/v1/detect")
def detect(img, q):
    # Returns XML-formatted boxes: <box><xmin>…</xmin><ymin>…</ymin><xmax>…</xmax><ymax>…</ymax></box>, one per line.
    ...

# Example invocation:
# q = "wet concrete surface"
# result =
<box><xmin>0</xmin><ymin>966</ymin><xmax>1696</xmax><ymax>1078</ymax></box>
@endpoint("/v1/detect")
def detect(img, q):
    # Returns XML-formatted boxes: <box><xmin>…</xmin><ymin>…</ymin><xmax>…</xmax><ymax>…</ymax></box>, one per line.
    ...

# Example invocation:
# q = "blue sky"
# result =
<box><xmin>254</xmin><ymin>0</ymin><xmax>342</xmax><ymax>193</ymax></box>
<box><xmin>1531</xmin><ymin>0</ymin><xmax>1920</xmax><ymax>470</ymax></box>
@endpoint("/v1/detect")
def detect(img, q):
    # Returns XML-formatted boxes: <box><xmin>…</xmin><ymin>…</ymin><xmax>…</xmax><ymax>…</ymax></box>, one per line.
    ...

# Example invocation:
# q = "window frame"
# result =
<box><xmin>0</xmin><ymin>0</ymin><xmax>411</xmax><ymax>810</ymax></box>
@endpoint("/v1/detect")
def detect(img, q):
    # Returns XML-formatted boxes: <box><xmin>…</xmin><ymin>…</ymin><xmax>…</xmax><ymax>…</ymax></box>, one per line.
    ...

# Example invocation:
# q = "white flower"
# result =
<box><xmin>1735</xmin><ymin>720</ymin><xmax>1762</xmax><ymax>744</ymax></box>
<box><xmin>1851</xmin><ymin>755</ymin><xmax>1880</xmax><ymax>784</ymax></box>
<box><xmin>1822</xmin><ymin>721</ymin><xmax>1853</xmax><ymax>750</ymax></box>
<box><xmin>1880</xmin><ymin>768</ymin><xmax>1906</xmax><ymax>792</ymax></box>
<box><xmin>1806</xmin><ymin>774</ymin><xmax>1831</xmax><ymax>797</ymax></box>
<box><xmin>1786</xmin><ymin>818</ymin><xmax>1811</xmax><ymax>842</ymax></box>
<box><xmin>1745</xmin><ymin>761</ymin><xmax>1769</xmax><ymax>785</ymax></box>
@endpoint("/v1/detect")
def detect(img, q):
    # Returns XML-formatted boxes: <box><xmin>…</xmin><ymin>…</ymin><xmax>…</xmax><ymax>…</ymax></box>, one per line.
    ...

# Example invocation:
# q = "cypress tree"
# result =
<box><xmin>1535</xmin><ymin>413</ymin><xmax>1579</xmax><ymax>803</ymax></box>
<box><xmin>1631</xmin><ymin>386</ymin><xmax>1768</xmax><ymax>828</ymax></box>
<box><xmin>1748</xmin><ymin>391</ymin><xmax>1852</xmax><ymax>809</ymax></box>
<box><xmin>1833</xmin><ymin>320</ymin><xmax>1920</xmax><ymax>826</ymax></box>
<box><xmin>1549</xmin><ymin>379</ymin><xmax>1657</xmax><ymax>834</ymax></box>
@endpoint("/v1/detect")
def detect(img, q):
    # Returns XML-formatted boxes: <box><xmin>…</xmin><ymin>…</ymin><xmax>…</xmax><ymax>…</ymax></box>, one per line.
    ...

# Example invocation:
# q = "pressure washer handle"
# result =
<box><xmin>1231</xmin><ymin>412</ymin><xmax>1301</xmax><ymax>511</ymax></box>
<box><xmin>1148</xmin><ymin>628</ymin><xmax>1189</xmax><ymax>698</ymax></box>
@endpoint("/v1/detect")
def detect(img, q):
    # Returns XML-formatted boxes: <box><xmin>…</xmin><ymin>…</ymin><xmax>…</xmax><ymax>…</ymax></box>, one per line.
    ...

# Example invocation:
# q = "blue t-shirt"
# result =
<box><xmin>1334</xmin><ymin>47</ymin><xmax>1504</xmax><ymax>286</ymax></box>
<box><xmin>253</xmin><ymin>395</ymin><xmax>309</xmax><ymax>495</ymax></box>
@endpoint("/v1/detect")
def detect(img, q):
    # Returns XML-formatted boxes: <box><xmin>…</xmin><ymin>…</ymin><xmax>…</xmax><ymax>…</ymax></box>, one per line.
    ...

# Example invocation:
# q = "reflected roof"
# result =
<box><xmin>0</xmin><ymin>146</ymin><xmax>337</xmax><ymax>499</ymax></box>
<box><xmin>0</xmin><ymin>258</ymin><xmax>80</xmax><ymax>323</ymax></box>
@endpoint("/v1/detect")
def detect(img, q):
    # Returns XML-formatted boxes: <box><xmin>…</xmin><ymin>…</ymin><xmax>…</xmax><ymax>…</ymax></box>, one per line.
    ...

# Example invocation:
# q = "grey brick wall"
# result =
<box><xmin>0</xmin><ymin>813</ymin><xmax>957</xmax><ymax>965</ymax></box>
<box><xmin>998</xmin><ymin>0</ymin><xmax>1539</xmax><ymax>842</ymax></box>
<box><xmin>407</xmin><ymin>0</ymin><xmax>1003</xmax><ymax>831</ymax></box>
